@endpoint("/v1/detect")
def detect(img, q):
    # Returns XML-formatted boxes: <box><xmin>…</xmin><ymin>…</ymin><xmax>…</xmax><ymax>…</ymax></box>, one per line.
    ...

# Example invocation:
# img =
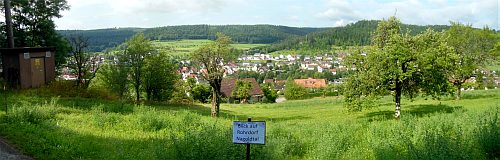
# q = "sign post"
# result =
<box><xmin>233</xmin><ymin>117</ymin><xmax>266</xmax><ymax>160</ymax></box>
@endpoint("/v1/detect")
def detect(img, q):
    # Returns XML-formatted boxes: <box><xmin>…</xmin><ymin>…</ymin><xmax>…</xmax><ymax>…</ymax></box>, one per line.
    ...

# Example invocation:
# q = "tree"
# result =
<box><xmin>98</xmin><ymin>59</ymin><xmax>129</xmax><ymax>98</ymax></box>
<box><xmin>232</xmin><ymin>80</ymin><xmax>252</xmax><ymax>104</ymax></box>
<box><xmin>444</xmin><ymin>23</ymin><xmax>497</xmax><ymax>99</ymax></box>
<box><xmin>191</xmin><ymin>84</ymin><xmax>211</xmax><ymax>103</ymax></box>
<box><xmin>142</xmin><ymin>51</ymin><xmax>177</xmax><ymax>101</ymax></box>
<box><xmin>2</xmin><ymin>0</ymin><xmax>71</xmax><ymax>68</ymax></box>
<box><xmin>284</xmin><ymin>80</ymin><xmax>308</xmax><ymax>100</ymax></box>
<box><xmin>125</xmin><ymin>33</ymin><xmax>154</xmax><ymax>101</ymax></box>
<box><xmin>68</xmin><ymin>35</ymin><xmax>99</xmax><ymax>88</ymax></box>
<box><xmin>262</xmin><ymin>83</ymin><xmax>278</xmax><ymax>103</ymax></box>
<box><xmin>344</xmin><ymin>17</ymin><xmax>455</xmax><ymax>119</ymax></box>
<box><xmin>191</xmin><ymin>33</ymin><xmax>237</xmax><ymax>117</ymax></box>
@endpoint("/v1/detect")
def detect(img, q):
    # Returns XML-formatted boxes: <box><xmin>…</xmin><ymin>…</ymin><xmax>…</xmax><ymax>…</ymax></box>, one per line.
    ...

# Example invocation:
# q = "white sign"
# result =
<box><xmin>23</xmin><ymin>52</ymin><xmax>30</xmax><ymax>59</ymax></box>
<box><xmin>232</xmin><ymin>121</ymin><xmax>266</xmax><ymax>144</ymax></box>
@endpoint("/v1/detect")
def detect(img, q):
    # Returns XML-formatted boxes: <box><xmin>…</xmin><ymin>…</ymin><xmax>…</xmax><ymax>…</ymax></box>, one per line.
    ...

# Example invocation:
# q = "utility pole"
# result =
<box><xmin>4</xmin><ymin>0</ymin><xmax>14</xmax><ymax>48</ymax></box>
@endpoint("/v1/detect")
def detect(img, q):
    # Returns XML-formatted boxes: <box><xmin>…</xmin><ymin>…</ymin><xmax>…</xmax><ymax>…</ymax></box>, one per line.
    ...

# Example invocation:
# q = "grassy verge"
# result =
<box><xmin>0</xmin><ymin>89</ymin><xmax>498</xmax><ymax>159</ymax></box>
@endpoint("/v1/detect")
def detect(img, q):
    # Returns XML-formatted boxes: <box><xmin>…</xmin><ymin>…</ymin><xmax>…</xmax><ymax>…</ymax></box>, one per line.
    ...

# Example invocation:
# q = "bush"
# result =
<box><xmin>191</xmin><ymin>84</ymin><xmax>211</xmax><ymax>103</ymax></box>
<box><xmin>170</xmin><ymin>80</ymin><xmax>194</xmax><ymax>104</ymax></box>
<box><xmin>143</xmin><ymin>52</ymin><xmax>178</xmax><ymax>101</ymax></box>
<box><xmin>262</xmin><ymin>83</ymin><xmax>278</xmax><ymax>103</ymax></box>
<box><xmin>95</xmin><ymin>62</ymin><xmax>130</xmax><ymax>98</ymax></box>
<box><xmin>284</xmin><ymin>80</ymin><xmax>308</xmax><ymax>100</ymax></box>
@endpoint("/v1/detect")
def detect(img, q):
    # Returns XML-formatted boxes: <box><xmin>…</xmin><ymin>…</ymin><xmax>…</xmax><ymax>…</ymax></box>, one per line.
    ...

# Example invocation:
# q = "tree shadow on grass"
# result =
<box><xmin>361</xmin><ymin>104</ymin><xmax>464</xmax><ymax>121</ymax></box>
<box><xmin>219</xmin><ymin>110</ymin><xmax>312</xmax><ymax>122</ymax></box>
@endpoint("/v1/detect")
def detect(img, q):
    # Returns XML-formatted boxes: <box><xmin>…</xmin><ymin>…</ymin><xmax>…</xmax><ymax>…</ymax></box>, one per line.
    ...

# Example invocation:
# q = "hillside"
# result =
<box><xmin>58</xmin><ymin>28</ymin><xmax>145</xmax><ymax>52</ymax></box>
<box><xmin>58</xmin><ymin>25</ymin><xmax>328</xmax><ymax>52</ymax></box>
<box><xmin>263</xmin><ymin>20</ymin><xmax>451</xmax><ymax>52</ymax></box>
<box><xmin>0</xmin><ymin>87</ymin><xmax>498</xmax><ymax>159</ymax></box>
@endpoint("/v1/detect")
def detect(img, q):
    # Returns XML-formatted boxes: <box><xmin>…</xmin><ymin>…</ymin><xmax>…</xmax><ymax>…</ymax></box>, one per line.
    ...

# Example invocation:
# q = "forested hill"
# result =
<box><xmin>58</xmin><ymin>25</ymin><xmax>328</xmax><ymax>52</ymax></box>
<box><xmin>58</xmin><ymin>28</ymin><xmax>145</xmax><ymax>52</ymax></box>
<box><xmin>264</xmin><ymin>20</ymin><xmax>451</xmax><ymax>52</ymax></box>
<box><xmin>143</xmin><ymin>25</ymin><xmax>326</xmax><ymax>43</ymax></box>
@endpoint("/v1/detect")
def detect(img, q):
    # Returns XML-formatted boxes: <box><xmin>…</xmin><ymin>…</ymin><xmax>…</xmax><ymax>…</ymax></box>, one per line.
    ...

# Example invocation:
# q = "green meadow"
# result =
<box><xmin>0</xmin><ymin>88</ymin><xmax>498</xmax><ymax>159</ymax></box>
<box><xmin>152</xmin><ymin>40</ymin><xmax>268</xmax><ymax>56</ymax></box>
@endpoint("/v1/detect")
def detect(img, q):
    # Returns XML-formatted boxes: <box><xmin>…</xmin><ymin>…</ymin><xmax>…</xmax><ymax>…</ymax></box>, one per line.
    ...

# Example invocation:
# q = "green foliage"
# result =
<box><xmin>0</xmin><ymin>89</ymin><xmax>499</xmax><ymax>159</ymax></box>
<box><xmin>262</xmin><ymin>83</ymin><xmax>278</xmax><ymax>103</ymax></box>
<box><xmin>125</xmin><ymin>33</ymin><xmax>155</xmax><ymax>101</ymax></box>
<box><xmin>264</xmin><ymin>20</ymin><xmax>450</xmax><ymax>53</ymax></box>
<box><xmin>57</xmin><ymin>25</ymin><xmax>323</xmax><ymax>52</ymax></box>
<box><xmin>191</xmin><ymin>33</ymin><xmax>236</xmax><ymax>116</ymax></box>
<box><xmin>143</xmin><ymin>24</ymin><xmax>325</xmax><ymax>44</ymax></box>
<box><xmin>232</xmin><ymin>80</ymin><xmax>253</xmax><ymax>103</ymax></box>
<box><xmin>445</xmin><ymin>23</ymin><xmax>498</xmax><ymax>99</ymax></box>
<box><xmin>1</xmin><ymin>0</ymin><xmax>71</xmax><ymax>68</ymax></box>
<box><xmin>58</xmin><ymin>28</ymin><xmax>142</xmax><ymax>52</ymax></box>
<box><xmin>191</xmin><ymin>83</ymin><xmax>211</xmax><ymax>103</ymax></box>
<box><xmin>96</xmin><ymin>59</ymin><xmax>130</xmax><ymax>98</ymax></box>
<box><xmin>344</xmin><ymin>17</ymin><xmax>455</xmax><ymax>114</ymax></box>
<box><xmin>142</xmin><ymin>52</ymin><xmax>177</xmax><ymax>101</ymax></box>
<box><xmin>284</xmin><ymin>80</ymin><xmax>308</xmax><ymax>100</ymax></box>
<box><xmin>169</xmin><ymin>80</ymin><xmax>194</xmax><ymax>104</ymax></box>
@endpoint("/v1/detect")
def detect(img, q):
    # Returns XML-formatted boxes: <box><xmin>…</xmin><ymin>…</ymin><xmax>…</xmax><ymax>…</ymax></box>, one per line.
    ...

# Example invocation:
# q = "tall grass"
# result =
<box><xmin>0</xmin><ymin>90</ymin><xmax>498</xmax><ymax>159</ymax></box>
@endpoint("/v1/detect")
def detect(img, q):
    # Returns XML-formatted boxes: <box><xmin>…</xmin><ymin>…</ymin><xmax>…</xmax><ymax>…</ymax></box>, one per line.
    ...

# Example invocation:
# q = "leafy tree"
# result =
<box><xmin>1</xmin><ymin>0</ymin><xmax>71</xmax><ymax>68</ymax></box>
<box><xmin>284</xmin><ymin>80</ymin><xmax>308</xmax><ymax>100</ymax></box>
<box><xmin>98</xmin><ymin>58</ymin><xmax>129</xmax><ymax>98</ymax></box>
<box><xmin>191</xmin><ymin>33</ymin><xmax>237</xmax><ymax>117</ymax></box>
<box><xmin>191</xmin><ymin>84</ymin><xmax>211</xmax><ymax>103</ymax></box>
<box><xmin>125</xmin><ymin>33</ymin><xmax>154</xmax><ymax>101</ymax></box>
<box><xmin>262</xmin><ymin>83</ymin><xmax>278</xmax><ymax>103</ymax></box>
<box><xmin>344</xmin><ymin>17</ymin><xmax>455</xmax><ymax>119</ymax></box>
<box><xmin>68</xmin><ymin>35</ymin><xmax>99</xmax><ymax>88</ymax></box>
<box><xmin>169</xmin><ymin>79</ymin><xmax>194</xmax><ymax>104</ymax></box>
<box><xmin>143</xmin><ymin>51</ymin><xmax>177</xmax><ymax>101</ymax></box>
<box><xmin>444</xmin><ymin>23</ymin><xmax>497</xmax><ymax>99</ymax></box>
<box><xmin>232</xmin><ymin>80</ymin><xmax>253</xmax><ymax>104</ymax></box>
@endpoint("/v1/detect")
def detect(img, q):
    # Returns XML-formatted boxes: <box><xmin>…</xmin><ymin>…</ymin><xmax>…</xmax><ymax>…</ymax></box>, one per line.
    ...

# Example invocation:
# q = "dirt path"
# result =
<box><xmin>0</xmin><ymin>138</ymin><xmax>32</xmax><ymax>160</ymax></box>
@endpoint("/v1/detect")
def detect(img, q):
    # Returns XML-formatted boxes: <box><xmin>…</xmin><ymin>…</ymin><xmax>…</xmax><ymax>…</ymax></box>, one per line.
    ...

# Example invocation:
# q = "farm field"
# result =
<box><xmin>153</xmin><ymin>40</ymin><xmax>268</xmax><ymax>56</ymax></box>
<box><xmin>0</xmin><ymin>89</ymin><xmax>498</xmax><ymax>159</ymax></box>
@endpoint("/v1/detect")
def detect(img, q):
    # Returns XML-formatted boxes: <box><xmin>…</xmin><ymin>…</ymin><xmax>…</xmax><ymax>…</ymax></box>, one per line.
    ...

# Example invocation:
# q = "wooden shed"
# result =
<box><xmin>0</xmin><ymin>47</ymin><xmax>56</xmax><ymax>88</ymax></box>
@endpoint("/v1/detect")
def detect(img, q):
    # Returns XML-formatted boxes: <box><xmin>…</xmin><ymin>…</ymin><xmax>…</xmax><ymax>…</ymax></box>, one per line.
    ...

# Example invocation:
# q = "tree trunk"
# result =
<box><xmin>211</xmin><ymin>87</ymin><xmax>221</xmax><ymax>117</ymax></box>
<box><xmin>134</xmin><ymin>68</ymin><xmax>141</xmax><ymax>102</ymax></box>
<box><xmin>455</xmin><ymin>82</ymin><xmax>462</xmax><ymax>100</ymax></box>
<box><xmin>395</xmin><ymin>79</ymin><xmax>402</xmax><ymax>119</ymax></box>
<box><xmin>135</xmin><ymin>84</ymin><xmax>140</xmax><ymax>102</ymax></box>
<box><xmin>210</xmin><ymin>80</ymin><xmax>221</xmax><ymax>117</ymax></box>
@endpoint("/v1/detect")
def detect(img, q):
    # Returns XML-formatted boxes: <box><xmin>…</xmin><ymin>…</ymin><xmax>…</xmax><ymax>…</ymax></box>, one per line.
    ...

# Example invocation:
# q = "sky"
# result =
<box><xmin>54</xmin><ymin>0</ymin><xmax>499</xmax><ymax>30</ymax></box>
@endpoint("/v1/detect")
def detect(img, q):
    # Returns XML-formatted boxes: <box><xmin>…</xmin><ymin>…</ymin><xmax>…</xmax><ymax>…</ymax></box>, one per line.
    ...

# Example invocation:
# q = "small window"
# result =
<box><xmin>24</xmin><ymin>52</ymin><xmax>30</xmax><ymax>59</ymax></box>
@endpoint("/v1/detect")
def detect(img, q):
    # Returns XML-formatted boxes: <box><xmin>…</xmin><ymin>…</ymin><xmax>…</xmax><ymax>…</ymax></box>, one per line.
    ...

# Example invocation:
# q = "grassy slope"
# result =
<box><xmin>0</xmin><ymin>89</ymin><xmax>499</xmax><ymax>159</ymax></box>
<box><xmin>153</xmin><ymin>40</ymin><xmax>268</xmax><ymax>56</ymax></box>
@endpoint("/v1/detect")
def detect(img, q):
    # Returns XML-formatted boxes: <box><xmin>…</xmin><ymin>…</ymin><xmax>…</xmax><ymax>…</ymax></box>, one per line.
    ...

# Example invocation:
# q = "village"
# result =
<box><xmin>56</xmin><ymin>50</ymin><xmax>500</xmax><ymax>104</ymax></box>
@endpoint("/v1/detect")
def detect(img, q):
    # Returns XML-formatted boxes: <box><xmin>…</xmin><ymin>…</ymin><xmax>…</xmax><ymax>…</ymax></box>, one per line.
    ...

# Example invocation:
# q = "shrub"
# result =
<box><xmin>261</xmin><ymin>83</ymin><xmax>278</xmax><ymax>103</ymax></box>
<box><xmin>284</xmin><ymin>80</ymin><xmax>308</xmax><ymax>100</ymax></box>
<box><xmin>191</xmin><ymin>84</ymin><xmax>211</xmax><ymax>103</ymax></box>
<box><xmin>143</xmin><ymin>52</ymin><xmax>178</xmax><ymax>101</ymax></box>
<box><xmin>95</xmin><ymin>62</ymin><xmax>130</xmax><ymax>98</ymax></box>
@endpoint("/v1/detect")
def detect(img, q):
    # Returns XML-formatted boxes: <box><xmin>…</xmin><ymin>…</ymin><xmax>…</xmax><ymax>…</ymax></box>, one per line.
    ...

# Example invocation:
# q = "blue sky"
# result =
<box><xmin>54</xmin><ymin>0</ymin><xmax>499</xmax><ymax>30</ymax></box>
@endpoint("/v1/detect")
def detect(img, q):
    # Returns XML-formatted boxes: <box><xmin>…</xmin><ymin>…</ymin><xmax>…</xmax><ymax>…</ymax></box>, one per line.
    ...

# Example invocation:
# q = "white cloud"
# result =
<box><xmin>317</xmin><ymin>0</ymin><xmax>499</xmax><ymax>29</ymax></box>
<box><xmin>55</xmin><ymin>0</ymin><xmax>499</xmax><ymax>30</ymax></box>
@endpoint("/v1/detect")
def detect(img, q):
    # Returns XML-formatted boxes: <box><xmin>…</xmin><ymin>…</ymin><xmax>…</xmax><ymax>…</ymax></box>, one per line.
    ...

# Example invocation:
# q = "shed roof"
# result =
<box><xmin>0</xmin><ymin>47</ymin><xmax>55</xmax><ymax>54</ymax></box>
